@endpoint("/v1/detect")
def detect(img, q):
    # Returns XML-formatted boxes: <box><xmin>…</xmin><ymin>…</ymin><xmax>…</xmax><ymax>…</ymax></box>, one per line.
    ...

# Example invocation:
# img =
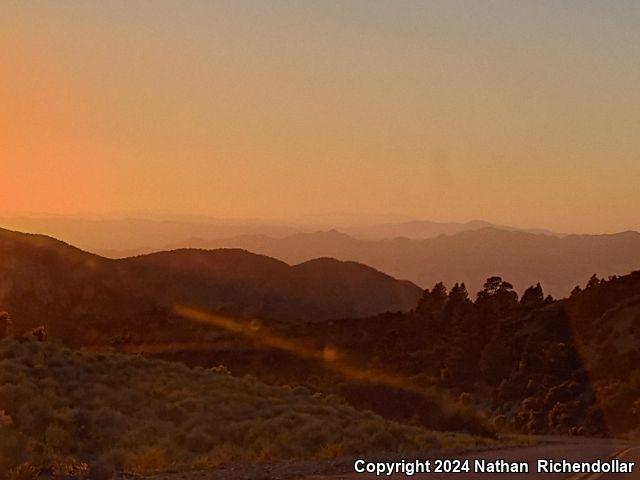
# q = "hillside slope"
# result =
<box><xmin>0</xmin><ymin>228</ymin><xmax>421</xmax><ymax>343</ymax></box>
<box><xmin>0</xmin><ymin>339</ymin><xmax>455</xmax><ymax>476</ymax></box>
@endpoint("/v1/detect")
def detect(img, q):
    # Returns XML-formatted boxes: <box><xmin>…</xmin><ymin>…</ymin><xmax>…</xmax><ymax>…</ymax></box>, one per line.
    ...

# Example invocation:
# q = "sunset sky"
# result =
<box><xmin>1</xmin><ymin>1</ymin><xmax>639</xmax><ymax>233</ymax></box>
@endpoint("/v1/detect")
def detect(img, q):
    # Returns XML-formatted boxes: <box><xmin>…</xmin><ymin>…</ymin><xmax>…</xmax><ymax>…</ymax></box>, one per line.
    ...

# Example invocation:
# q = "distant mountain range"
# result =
<box><xmin>2</xmin><ymin>216</ymin><xmax>638</xmax><ymax>298</ymax></box>
<box><xmin>0</xmin><ymin>228</ymin><xmax>421</xmax><ymax>343</ymax></box>
<box><xmin>161</xmin><ymin>228</ymin><xmax>640</xmax><ymax>297</ymax></box>
<box><xmin>343</xmin><ymin>219</ymin><xmax>563</xmax><ymax>240</ymax></box>
<box><xmin>0</xmin><ymin>215</ymin><xmax>563</xmax><ymax>256</ymax></box>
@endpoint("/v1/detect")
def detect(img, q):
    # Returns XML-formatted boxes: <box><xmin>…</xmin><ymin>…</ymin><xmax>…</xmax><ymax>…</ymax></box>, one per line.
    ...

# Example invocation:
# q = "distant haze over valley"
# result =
<box><xmin>0</xmin><ymin>214</ymin><xmax>565</xmax><ymax>254</ymax></box>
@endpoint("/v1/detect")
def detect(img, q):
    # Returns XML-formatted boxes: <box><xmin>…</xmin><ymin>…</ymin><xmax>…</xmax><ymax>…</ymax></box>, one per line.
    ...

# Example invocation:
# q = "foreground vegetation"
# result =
<box><xmin>0</xmin><ymin>339</ymin><xmax>487</xmax><ymax>478</ymax></box>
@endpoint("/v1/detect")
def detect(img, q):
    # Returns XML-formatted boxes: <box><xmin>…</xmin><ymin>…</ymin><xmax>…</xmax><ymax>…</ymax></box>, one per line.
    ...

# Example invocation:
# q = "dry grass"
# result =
<box><xmin>0</xmin><ymin>339</ymin><xmax>485</xmax><ymax>478</ymax></box>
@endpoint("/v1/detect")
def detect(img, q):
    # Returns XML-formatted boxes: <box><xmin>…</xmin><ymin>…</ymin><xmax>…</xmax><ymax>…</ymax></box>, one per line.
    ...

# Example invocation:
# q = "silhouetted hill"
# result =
<box><xmin>0</xmin><ymin>228</ymin><xmax>421</xmax><ymax>343</ymax></box>
<box><xmin>173</xmin><ymin>228</ymin><xmax>640</xmax><ymax>296</ymax></box>
<box><xmin>123</xmin><ymin>248</ymin><xmax>421</xmax><ymax>321</ymax></box>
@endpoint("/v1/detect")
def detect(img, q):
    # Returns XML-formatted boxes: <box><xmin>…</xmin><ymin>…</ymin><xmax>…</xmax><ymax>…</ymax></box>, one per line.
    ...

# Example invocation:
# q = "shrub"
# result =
<box><xmin>0</xmin><ymin>339</ymin><xmax>482</xmax><ymax>476</ymax></box>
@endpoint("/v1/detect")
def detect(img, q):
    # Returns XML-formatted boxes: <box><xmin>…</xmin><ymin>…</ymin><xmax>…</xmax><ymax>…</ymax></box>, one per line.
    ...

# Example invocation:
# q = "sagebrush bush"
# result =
<box><xmin>0</xmin><ymin>339</ymin><xmax>482</xmax><ymax>476</ymax></box>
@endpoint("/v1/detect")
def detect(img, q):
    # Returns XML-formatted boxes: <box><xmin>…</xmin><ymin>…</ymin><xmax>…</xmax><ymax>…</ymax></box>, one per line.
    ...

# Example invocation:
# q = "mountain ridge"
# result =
<box><xmin>0</xmin><ymin>228</ymin><xmax>422</xmax><ymax>344</ymax></box>
<box><xmin>344</xmin><ymin>220</ymin><xmax>564</xmax><ymax>240</ymax></box>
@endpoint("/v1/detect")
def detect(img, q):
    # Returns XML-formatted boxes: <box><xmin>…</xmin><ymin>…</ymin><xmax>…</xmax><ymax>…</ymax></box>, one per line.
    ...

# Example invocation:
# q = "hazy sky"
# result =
<box><xmin>1</xmin><ymin>1</ymin><xmax>639</xmax><ymax>233</ymax></box>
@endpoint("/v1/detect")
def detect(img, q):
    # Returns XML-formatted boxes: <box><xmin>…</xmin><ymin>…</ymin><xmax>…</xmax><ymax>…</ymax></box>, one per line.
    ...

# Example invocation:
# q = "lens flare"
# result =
<box><xmin>172</xmin><ymin>304</ymin><xmax>480</xmax><ymax>420</ymax></box>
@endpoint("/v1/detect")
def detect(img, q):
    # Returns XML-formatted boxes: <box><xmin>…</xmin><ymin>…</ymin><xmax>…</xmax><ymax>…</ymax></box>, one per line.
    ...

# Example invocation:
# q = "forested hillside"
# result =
<box><xmin>0</xmin><ymin>228</ymin><xmax>420</xmax><ymax>345</ymax></box>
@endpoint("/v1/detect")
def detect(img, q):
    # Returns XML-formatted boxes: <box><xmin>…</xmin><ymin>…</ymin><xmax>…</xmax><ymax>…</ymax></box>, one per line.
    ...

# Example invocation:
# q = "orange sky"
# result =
<box><xmin>1</xmin><ymin>2</ymin><xmax>639</xmax><ymax>233</ymax></box>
